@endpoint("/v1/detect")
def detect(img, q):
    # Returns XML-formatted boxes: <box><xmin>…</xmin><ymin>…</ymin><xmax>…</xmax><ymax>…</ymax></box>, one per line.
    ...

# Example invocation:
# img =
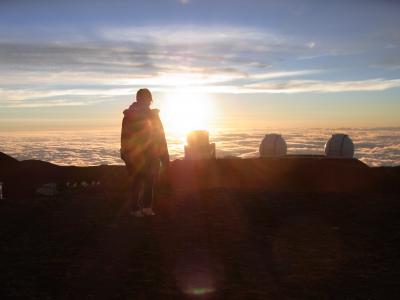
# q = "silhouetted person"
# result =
<box><xmin>121</xmin><ymin>88</ymin><xmax>169</xmax><ymax>217</ymax></box>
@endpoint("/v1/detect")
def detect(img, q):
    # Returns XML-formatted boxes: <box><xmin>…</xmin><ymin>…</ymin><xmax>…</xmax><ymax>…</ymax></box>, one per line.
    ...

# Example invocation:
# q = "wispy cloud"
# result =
<box><xmin>1</xmin><ymin>25</ymin><xmax>400</xmax><ymax>107</ymax></box>
<box><xmin>4</xmin><ymin>101</ymin><xmax>93</xmax><ymax>108</ymax></box>
<box><xmin>0</xmin><ymin>87</ymin><xmax>133</xmax><ymax>101</ymax></box>
<box><xmin>242</xmin><ymin>78</ymin><xmax>400</xmax><ymax>93</ymax></box>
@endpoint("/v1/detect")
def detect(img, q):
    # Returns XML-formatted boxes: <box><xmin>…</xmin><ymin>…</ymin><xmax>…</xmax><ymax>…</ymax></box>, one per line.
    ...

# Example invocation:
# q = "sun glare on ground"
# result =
<box><xmin>160</xmin><ymin>91</ymin><xmax>215</xmax><ymax>135</ymax></box>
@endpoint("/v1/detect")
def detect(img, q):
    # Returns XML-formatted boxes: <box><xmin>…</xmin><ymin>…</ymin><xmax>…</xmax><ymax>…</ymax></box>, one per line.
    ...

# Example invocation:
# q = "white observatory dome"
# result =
<box><xmin>324</xmin><ymin>133</ymin><xmax>354</xmax><ymax>158</ymax></box>
<box><xmin>259</xmin><ymin>134</ymin><xmax>287</xmax><ymax>157</ymax></box>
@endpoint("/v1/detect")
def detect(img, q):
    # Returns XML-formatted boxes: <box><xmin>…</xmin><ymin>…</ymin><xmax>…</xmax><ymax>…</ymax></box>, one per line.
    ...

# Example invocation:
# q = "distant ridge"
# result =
<box><xmin>0</xmin><ymin>152</ymin><xmax>399</xmax><ymax>198</ymax></box>
<box><xmin>0</xmin><ymin>152</ymin><xmax>19</xmax><ymax>165</ymax></box>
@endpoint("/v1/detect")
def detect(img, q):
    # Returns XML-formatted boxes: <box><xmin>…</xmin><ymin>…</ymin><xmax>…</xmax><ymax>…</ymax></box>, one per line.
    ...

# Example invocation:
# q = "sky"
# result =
<box><xmin>0</xmin><ymin>0</ymin><xmax>399</xmax><ymax>131</ymax></box>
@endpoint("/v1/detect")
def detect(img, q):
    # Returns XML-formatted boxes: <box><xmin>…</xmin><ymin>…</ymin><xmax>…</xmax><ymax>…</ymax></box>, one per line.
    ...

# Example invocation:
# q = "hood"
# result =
<box><xmin>123</xmin><ymin>102</ymin><xmax>159</xmax><ymax>117</ymax></box>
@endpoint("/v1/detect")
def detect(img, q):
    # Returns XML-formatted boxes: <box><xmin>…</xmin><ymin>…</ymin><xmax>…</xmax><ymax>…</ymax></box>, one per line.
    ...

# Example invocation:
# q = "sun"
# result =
<box><xmin>160</xmin><ymin>91</ymin><xmax>214</xmax><ymax>135</ymax></box>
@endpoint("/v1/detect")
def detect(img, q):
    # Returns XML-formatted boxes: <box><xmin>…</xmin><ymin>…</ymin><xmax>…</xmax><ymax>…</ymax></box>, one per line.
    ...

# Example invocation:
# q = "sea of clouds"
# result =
<box><xmin>0</xmin><ymin>128</ymin><xmax>399</xmax><ymax>167</ymax></box>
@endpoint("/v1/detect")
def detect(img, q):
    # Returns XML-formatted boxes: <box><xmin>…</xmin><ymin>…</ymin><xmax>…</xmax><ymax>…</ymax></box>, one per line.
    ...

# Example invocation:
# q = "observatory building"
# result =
<box><xmin>324</xmin><ymin>133</ymin><xmax>355</xmax><ymax>158</ymax></box>
<box><xmin>184</xmin><ymin>130</ymin><xmax>216</xmax><ymax>160</ymax></box>
<box><xmin>259</xmin><ymin>133</ymin><xmax>287</xmax><ymax>157</ymax></box>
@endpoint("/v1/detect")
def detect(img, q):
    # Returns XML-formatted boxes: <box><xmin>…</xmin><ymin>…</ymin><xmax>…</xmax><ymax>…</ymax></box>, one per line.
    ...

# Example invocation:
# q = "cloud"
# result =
<box><xmin>242</xmin><ymin>78</ymin><xmax>400</xmax><ymax>93</ymax></box>
<box><xmin>0</xmin><ymin>87</ymin><xmax>132</xmax><ymax>101</ymax></box>
<box><xmin>250</xmin><ymin>70</ymin><xmax>321</xmax><ymax>80</ymax></box>
<box><xmin>0</xmin><ymin>25</ymin><xmax>315</xmax><ymax>78</ymax></box>
<box><xmin>1</xmin><ymin>127</ymin><xmax>398</xmax><ymax>166</ymax></box>
<box><xmin>4</xmin><ymin>101</ymin><xmax>91</xmax><ymax>108</ymax></box>
<box><xmin>1</xmin><ymin>25</ymin><xmax>400</xmax><ymax>107</ymax></box>
<box><xmin>2</xmin><ymin>76</ymin><xmax>400</xmax><ymax>108</ymax></box>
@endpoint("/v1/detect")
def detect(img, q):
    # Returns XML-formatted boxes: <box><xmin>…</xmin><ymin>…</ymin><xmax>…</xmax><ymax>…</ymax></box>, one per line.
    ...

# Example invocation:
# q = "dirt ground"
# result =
<box><xmin>0</xmin><ymin>186</ymin><xmax>399</xmax><ymax>299</ymax></box>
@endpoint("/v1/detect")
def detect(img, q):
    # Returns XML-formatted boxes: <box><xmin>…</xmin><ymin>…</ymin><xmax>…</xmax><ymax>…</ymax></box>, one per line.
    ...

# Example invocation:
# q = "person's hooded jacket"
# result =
<box><xmin>120</xmin><ymin>102</ymin><xmax>169</xmax><ymax>169</ymax></box>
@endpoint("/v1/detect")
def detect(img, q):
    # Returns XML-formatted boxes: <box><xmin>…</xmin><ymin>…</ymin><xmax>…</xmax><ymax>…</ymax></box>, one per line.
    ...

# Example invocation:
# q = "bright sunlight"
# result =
<box><xmin>160</xmin><ymin>91</ymin><xmax>215</xmax><ymax>134</ymax></box>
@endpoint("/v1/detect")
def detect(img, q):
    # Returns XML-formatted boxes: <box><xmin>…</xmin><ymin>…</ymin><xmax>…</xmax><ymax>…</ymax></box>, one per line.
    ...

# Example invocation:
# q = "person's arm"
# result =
<box><xmin>158</xmin><ymin>119</ymin><xmax>170</xmax><ymax>167</ymax></box>
<box><xmin>153</xmin><ymin>113</ymin><xmax>169</xmax><ymax>167</ymax></box>
<box><xmin>120</xmin><ymin>116</ymin><xmax>128</xmax><ymax>159</ymax></box>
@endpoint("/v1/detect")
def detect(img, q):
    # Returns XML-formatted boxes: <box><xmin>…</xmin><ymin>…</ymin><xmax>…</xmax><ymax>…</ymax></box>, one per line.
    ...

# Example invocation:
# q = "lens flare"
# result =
<box><xmin>174</xmin><ymin>254</ymin><xmax>223</xmax><ymax>298</ymax></box>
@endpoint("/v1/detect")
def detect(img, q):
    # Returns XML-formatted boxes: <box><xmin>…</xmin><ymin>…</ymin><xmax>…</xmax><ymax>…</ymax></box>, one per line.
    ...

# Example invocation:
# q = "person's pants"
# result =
<box><xmin>131</xmin><ymin>168</ymin><xmax>156</xmax><ymax>211</ymax></box>
<box><xmin>122</xmin><ymin>153</ymin><xmax>160</xmax><ymax>211</ymax></box>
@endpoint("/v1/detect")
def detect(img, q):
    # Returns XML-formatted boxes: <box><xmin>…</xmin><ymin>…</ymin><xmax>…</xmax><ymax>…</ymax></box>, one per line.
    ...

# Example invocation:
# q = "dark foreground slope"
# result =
<box><xmin>0</xmin><ymin>152</ymin><xmax>399</xmax><ymax>299</ymax></box>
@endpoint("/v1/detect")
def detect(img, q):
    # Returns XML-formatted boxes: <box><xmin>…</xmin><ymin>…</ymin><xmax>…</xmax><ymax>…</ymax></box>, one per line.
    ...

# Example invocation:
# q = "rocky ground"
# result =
<box><xmin>0</xmin><ymin>152</ymin><xmax>399</xmax><ymax>299</ymax></box>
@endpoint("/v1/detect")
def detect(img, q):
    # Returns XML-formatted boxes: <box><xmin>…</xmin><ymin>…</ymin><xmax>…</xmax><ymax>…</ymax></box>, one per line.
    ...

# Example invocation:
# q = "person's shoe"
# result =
<box><xmin>142</xmin><ymin>207</ymin><xmax>156</xmax><ymax>216</ymax></box>
<box><xmin>130</xmin><ymin>210</ymin><xmax>144</xmax><ymax>218</ymax></box>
